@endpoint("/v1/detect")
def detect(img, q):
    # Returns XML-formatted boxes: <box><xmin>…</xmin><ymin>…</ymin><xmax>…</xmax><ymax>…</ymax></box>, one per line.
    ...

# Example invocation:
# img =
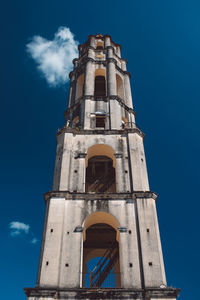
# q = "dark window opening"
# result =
<box><xmin>96</xmin><ymin>115</ymin><xmax>105</xmax><ymax>128</ymax></box>
<box><xmin>86</xmin><ymin>156</ymin><xmax>116</xmax><ymax>193</ymax></box>
<box><xmin>95</xmin><ymin>76</ymin><xmax>106</xmax><ymax>97</ymax></box>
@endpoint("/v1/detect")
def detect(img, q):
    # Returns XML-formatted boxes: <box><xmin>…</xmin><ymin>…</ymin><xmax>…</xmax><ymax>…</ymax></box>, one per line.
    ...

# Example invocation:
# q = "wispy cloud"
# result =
<box><xmin>9</xmin><ymin>221</ymin><xmax>38</xmax><ymax>244</ymax></box>
<box><xmin>30</xmin><ymin>237</ymin><xmax>38</xmax><ymax>244</ymax></box>
<box><xmin>26</xmin><ymin>27</ymin><xmax>79</xmax><ymax>87</ymax></box>
<box><xmin>9</xmin><ymin>221</ymin><xmax>30</xmax><ymax>236</ymax></box>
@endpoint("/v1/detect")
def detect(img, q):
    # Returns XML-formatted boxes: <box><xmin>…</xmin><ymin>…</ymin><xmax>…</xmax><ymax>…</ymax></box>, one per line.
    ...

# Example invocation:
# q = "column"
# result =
<box><xmin>107</xmin><ymin>47</ymin><xmax>121</xmax><ymax>129</ymax></box>
<box><xmin>104</xmin><ymin>35</ymin><xmax>111</xmax><ymax>47</ymax></box>
<box><xmin>115</xmin><ymin>153</ymin><xmax>124</xmax><ymax>192</ymax></box>
<box><xmin>107</xmin><ymin>59</ymin><xmax>117</xmax><ymax>96</ymax></box>
<box><xmin>84</xmin><ymin>60</ymin><xmax>95</xmax><ymax>96</ymax></box>
<box><xmin>89</xmin><ymin>35</ymin><xmax>96</xmax><ymax>48</ymax></box>
<box><xmin>84</xmin><ymin>60</ymin><xmax>95</xmax><ymax>129</ymax></box>
<box><xmin>77</xmin><ymin>153</ymin><xmax>86</xmax><ymax>192</ymax></box>
<box><xmin>68</xmin><ymin>74</ymin><xmax>76</xmax><ymax>107</ymax></box>
<box><xmin>124</xmin><ymin>74</ymin><xmax>133</xmax><ymax>109</ymax></box>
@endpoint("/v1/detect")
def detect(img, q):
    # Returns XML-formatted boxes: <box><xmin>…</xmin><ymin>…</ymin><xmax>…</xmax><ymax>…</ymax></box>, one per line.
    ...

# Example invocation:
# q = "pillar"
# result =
<box><xmin>84</xmin><ymin>60</ymin><xmax>95</xmax><ymax>129</ymax></box>
<box><xmin>107</xmin><ymin>47</ymin><xmax>121</xmax><ymax>129</ymax></box>
<box><xmin>115</xmin><ymin>153</ymin><xmax>124</xmax><ymax>192</ymax></box>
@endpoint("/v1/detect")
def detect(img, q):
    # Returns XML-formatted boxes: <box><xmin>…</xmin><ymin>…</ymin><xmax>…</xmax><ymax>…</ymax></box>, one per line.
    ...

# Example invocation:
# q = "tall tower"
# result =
<box><xmin>24</xmin><ymin>34</ymin><xmax>180</xmax><ymax>299</ymax></box>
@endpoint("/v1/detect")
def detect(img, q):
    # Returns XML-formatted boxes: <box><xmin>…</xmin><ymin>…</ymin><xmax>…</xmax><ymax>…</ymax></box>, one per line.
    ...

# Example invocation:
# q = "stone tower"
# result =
<box><xmin>24</xmin><ymin>34</ymin><xmax>180</xmax><ymax>299</ymax></box>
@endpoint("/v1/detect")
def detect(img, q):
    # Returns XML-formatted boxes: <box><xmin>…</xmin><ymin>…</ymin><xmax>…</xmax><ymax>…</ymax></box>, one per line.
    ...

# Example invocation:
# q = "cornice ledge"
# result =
<box><xmin>24</xmin><ymin>287</ymin><xmax>180</xmax><ymax>297</ymax></box>
<box><xmin>69</xmin><ymin>58</ymin><xmax>130</xmax><ymax>78</ymax></box>
<box><xmin>126</xmin><ymin>127</ymin><xmax>145</xmax><ymax>139</ymax></box>
<box><xmin>134</xmin><ymin>191</ymin><xmax>158</xmax><ymax>200</ymax></box>
<box><xmin>43</xmin><ymin>191</ymin><xmax>158</xmax><ymax>203</ymax></box>
<box><xmin>56</xmin><ymin>128</ymin><xmax>144</xmax><ymax>138</ymax></box>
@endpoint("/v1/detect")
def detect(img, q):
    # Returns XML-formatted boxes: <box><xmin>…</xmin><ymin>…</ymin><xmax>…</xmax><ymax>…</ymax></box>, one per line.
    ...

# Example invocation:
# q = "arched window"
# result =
<box><xmin>82</xmin><ymin>214</ymin><xmax>121</xmax><ymax>288</ymax></box>
<box><xmin>94</xmin><ymin>76</ymin><xmax>106</xmax><ymax>97</ymax></box>
<box><xmin>75</xmin><ymin>74</ymin><xmax>84</xmax><ymax>101</ymax></box>
<box><xmin>96</xmin><ymin>41</ymin><xmax>104</xmax><ymax>50</ymax></box>
<box><xmin>116</xmin><ymin>74</ymin><xmax>124</xmax><ymax>100</ymax></box>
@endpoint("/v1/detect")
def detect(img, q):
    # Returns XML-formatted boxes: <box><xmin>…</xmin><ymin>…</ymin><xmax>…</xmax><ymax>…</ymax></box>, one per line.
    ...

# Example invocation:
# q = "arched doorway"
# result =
<box><xmin>82</xmin><ymin>223</ymin><xmax>120</xmax><ymax>288</ymax></box>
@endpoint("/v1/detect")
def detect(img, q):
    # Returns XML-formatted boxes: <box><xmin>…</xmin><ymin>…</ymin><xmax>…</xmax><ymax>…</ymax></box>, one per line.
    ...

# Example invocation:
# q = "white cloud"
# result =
<box><xmin>26</xmin><ymin>27</ymin><xmax>79</xmax><ymax>87</ymax></box>
<box><xmin>9</xmin><ymin>221</ymin><xmax>30</xmax><ymax>236</ymax></box>
<box><xmin>30</xmin><ymin>237</ymin><xmax>38</xmax><ymax>244</ymax></box>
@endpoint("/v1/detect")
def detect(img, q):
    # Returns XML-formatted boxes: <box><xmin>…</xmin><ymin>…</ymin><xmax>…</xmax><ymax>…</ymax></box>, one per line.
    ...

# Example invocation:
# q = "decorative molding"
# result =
<box><xmin>115</xmin><ymin>153</ymin><xmax>123</xmax><ymax>158</ymax></box>
<box><xmin>118</xmin><ymin>227</ymin><xmax>127</xmax><ymax>233</ymax></box>
<box><xmin>78</xmin><ymin>153</ymin><xmax>87</xmax><ymax>158</ymax></box>
<box><xmin>74</xmin><ymin>226</ymin><xmax>84</xmax><ymax>233</ymax></box>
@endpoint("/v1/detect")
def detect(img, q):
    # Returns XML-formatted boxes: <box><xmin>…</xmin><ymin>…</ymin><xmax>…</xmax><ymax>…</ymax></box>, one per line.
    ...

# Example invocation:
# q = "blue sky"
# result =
<box><xmin>1</xmin><ymin>0</ymin><xmax>200</xmax><ymax>299</ymax></box>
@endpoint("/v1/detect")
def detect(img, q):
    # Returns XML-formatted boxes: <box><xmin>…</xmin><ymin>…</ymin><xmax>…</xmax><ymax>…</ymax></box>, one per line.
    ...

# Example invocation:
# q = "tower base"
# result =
<box><xmin>24</xmin><ymin>287</ymin><xmax>180</xmax><ymax>300</ymax></box>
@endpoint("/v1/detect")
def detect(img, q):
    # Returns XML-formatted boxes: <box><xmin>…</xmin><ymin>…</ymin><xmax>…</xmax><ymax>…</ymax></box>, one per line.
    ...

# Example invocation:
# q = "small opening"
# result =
<box><xmin>96</xmin><ymin>115</ymin><xmax>105</xmax><ymax>128</ymax></box>
<box><xmin>141</xmin><ymin>158</ymin><xmax>143</xmax><ymax>162</ymax></box>
<box><xmin>46</xmin><ymin>261</ymin><xmax>49</xmax><ymax>266</ymax></box>
<box><xmin>129</xmin><ymin>263</ymin><xmax>133</xmax><ymax>268</ymax></box>
<box><xmin>147</xmin><ymin>228</ymin><xmax>150</xmax><ymax>233</ymax></box>
<box><xmin>74</xmin><ymin>170</ymin><xmax>77</xmax><ymax>173</ymax></box>
<box><xmin>50</xmin><ymin>229</ymin><xmax>53</xmax><ymax>233</ymax></box>
<box><xmin>128</xmin><ymin>230</ymin><xmax>131</xmax><ymax>234</ymax></box>
<box><xmin>67</xmin><ymin>231</ymin><xmax>69</xmax><ymax>235</ymax></box>
<box><xmin>125</xmin><ymin>170</ymin><xmax>128</xmax><ymax>173</ymax></box>
<box><xmin>65</xmin><ymin>263</ymin><xmax>69</xmax><ymax>267</ymax></box>
<box><xmin>149</xmin><ymin>262</ymin><xmax>153</xmax><ymax>266</ymax></box>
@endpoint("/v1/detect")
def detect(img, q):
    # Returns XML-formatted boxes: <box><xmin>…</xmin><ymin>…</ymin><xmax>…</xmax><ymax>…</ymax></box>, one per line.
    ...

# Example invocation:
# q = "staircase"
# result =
<box><xmin>87</xmin><ymin>170</ymin><xmax>115</xmax><ymax>193</ymax></box>
<box><xmin>90</xmin><ymin>244</ymin><xmax>118</xmax><ymax>288</ymax></box>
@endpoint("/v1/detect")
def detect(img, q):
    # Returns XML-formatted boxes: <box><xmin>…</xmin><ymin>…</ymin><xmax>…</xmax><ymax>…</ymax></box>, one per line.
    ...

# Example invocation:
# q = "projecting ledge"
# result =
<box><xmin>43</xmin><ymin>191</ymin><xmax>158</xmax><ymax>203</ymax></box>
<box><xmin>24</xmin><ymin>287</ymin><xmax>180</xmax><ymax>299</ymax></box>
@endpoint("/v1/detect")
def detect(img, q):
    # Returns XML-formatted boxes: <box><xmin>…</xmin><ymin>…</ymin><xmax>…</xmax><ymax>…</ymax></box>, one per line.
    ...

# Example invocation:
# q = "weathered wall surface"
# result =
<box><xmin>53</xmin><ymin>132</ymin><xmax>149</xmax><ymax>193</ymax></box>
<box><xmin>37</xmin><ymin>198</ymin><xmax>141</xmax><ymax>289</ymax></box>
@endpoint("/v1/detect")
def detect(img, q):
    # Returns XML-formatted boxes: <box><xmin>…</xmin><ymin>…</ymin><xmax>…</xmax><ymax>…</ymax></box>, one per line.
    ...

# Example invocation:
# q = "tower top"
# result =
<box><xmin>78</xmin><ymin>34</ymin><xmax>122</xmax><ymax>56</ymax></box>
<box><xmin>65</xmin><ymin>32</ymin><xmax>135</xmax><ymax>132</ymax></box>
